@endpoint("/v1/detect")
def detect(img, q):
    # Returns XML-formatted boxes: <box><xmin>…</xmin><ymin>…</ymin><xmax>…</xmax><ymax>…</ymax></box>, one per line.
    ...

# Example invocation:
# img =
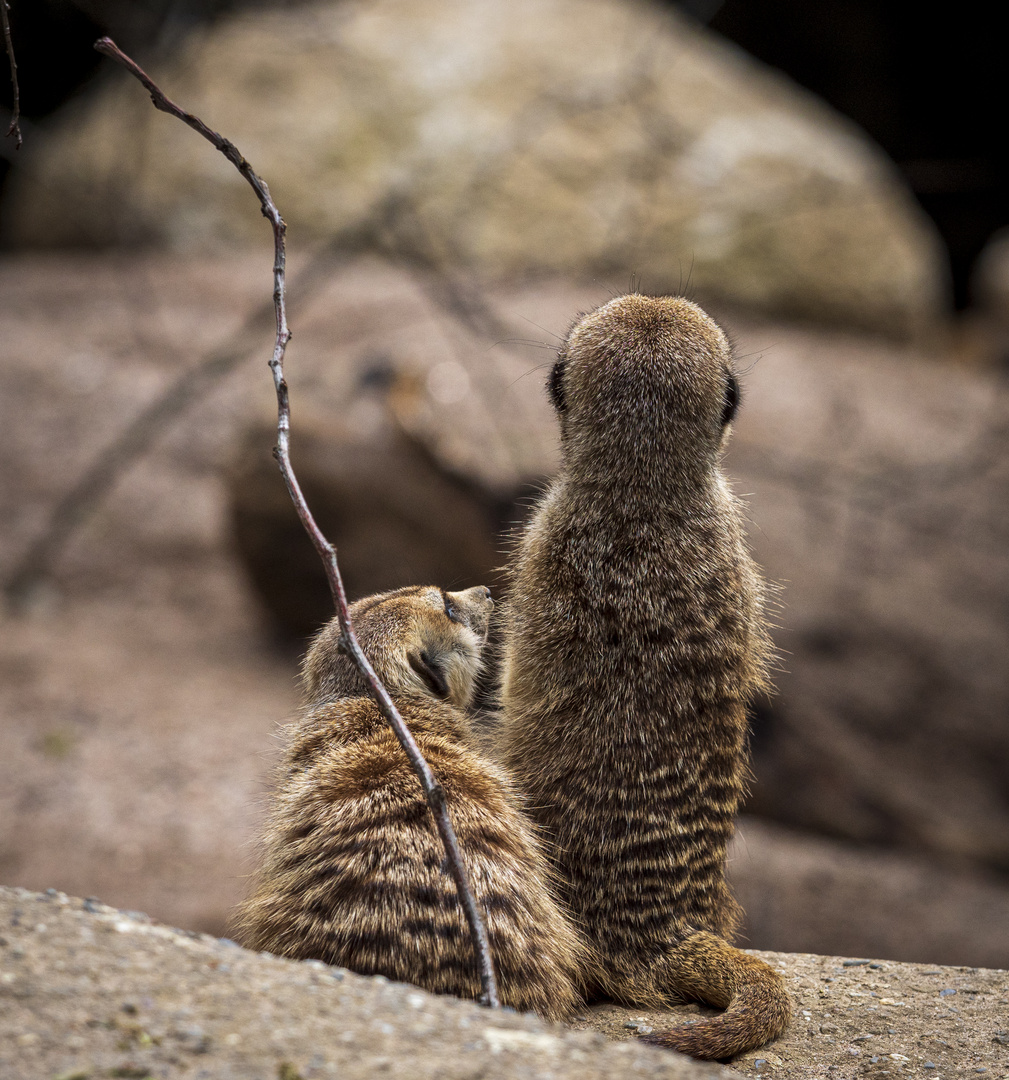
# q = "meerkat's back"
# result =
<box><xmin>234</xmin><ymin>585</ymin><xmax>590</xmax><ymax>1020</ymax></box>
<box><xmin>500</xmin><ymin>295</ymin><xmax>790</xmax><ymax>1058</ymax></box>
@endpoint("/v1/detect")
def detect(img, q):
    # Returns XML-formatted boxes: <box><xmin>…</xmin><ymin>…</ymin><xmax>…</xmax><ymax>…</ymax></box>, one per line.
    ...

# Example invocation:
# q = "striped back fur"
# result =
<box><xmin>233</xmin><ymin>585</ymin><xmax>589</xmax><ymax>1019</ymax></box>
<box><xmin>500</xmin><ymin>295</ymin><xmax>790</xmax><ymax>1058</ymax></box>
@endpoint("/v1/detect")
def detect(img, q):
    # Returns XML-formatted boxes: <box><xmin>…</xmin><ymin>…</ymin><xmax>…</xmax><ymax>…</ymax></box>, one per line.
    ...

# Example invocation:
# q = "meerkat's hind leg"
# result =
<box><xmin>639</xmin><ymin>931</ymin><xmax>791</xmax><ymax>1061</ymax></box>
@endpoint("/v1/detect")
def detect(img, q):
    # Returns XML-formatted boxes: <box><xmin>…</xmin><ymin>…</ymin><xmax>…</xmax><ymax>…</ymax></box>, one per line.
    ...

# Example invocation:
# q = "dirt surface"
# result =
<box><xmin>2</xmin><ymin>250</ymin><xmax>1008</xmax><ymax>964</ymax></box>
<box><xmin>3</xmin><ymin>886</ymin><xmax>1007</xmax><ymax>1080</ymax></box>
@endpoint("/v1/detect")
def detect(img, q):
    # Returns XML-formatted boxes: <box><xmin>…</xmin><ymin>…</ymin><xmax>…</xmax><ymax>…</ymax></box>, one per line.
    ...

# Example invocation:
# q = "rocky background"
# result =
<box><xmin>1</xmin><ymin>0</ymin><xmax>1008</xmax><ymax>1015</ymax></box>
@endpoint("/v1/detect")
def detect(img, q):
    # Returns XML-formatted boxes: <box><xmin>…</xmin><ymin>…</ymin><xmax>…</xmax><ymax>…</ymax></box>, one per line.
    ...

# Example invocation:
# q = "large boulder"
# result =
<box><xmin>4</xmin><ymin>0</ymin><xmax>945</xmax><ymax>337</ymax></box>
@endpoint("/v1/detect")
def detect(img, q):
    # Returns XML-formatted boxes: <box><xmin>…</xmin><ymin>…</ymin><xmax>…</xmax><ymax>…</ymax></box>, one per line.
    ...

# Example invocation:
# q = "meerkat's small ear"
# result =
<box><xmin>408</xmin><ymin>649</ymin><xmax>450</xmax><ymax>699</ymax></box>
<box><xmin>548</xmin><ymin>348</ymin><xmax>568</xmax><ymax>413</ymax></box>
<box><xmin>720</xmin><ymin>373</ymin><xmax>740</xmax><ymax>428</ymax></box>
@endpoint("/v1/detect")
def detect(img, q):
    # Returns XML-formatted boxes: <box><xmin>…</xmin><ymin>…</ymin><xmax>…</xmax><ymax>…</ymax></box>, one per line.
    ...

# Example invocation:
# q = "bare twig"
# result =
<box><xmin>1</xmin><ymin>0</ymin><xmax>20</xmax><ymax>148</ymax></box>
<box><xmin>92</xmin><ymin>35</ymin><xmax>499</xmax><ymax>1009</ymax></box>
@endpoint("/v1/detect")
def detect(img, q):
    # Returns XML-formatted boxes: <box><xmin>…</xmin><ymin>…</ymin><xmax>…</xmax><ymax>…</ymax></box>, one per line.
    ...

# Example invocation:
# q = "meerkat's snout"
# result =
<box><xmin>444</xmin><ymin>585</ymin><xmax>493</xmax><ymax>640</ymax></box>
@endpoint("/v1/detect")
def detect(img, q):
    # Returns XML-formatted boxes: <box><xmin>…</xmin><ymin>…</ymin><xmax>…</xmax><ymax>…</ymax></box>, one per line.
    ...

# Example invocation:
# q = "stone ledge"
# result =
<box><xmin>1</xmin><ymin>886</ymin><xmax>1005</xmax><ymax>1079</ymax></box>
<box><xmin>577</xmin><ymin>953</ymin><xmax>1008</xmax><ymax>1078</ymax></box>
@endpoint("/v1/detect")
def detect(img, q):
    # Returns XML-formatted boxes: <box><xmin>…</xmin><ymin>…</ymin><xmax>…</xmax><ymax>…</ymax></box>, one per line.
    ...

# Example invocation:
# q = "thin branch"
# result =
<box><xmin>92</xmin><ymin>35</ymin><xmax>499</xmax><ymax>1010</ymax></box>
<box><xmin>2</xmin><ymin>0</ymin><xmax>20</xmax><ymax>148</ymax></box>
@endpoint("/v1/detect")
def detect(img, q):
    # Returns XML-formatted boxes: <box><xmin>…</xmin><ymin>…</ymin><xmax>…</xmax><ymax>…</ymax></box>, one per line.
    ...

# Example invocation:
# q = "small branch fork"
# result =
<box><xmin>92</xmin><ymin>36</ymin><xmax>499</xmax><ymax>1010</ymax></box>
<box><xmin>2</xmin><ymin>0</ymin><xmax>21</xmax><ymax>147</ymax></box>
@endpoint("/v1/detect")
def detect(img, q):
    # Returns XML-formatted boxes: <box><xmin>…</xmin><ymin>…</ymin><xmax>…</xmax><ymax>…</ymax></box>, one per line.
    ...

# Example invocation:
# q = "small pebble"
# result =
<box><xmin>842</xmin><ymin>960</ymin><xmax>870</xmax><ymax>967</ymax></box>
<box><xmin>939</xmin><ymin>988</ymin><xmax>956</xmax><ymax>997</ymax></box>
<box><xmin>924</xmin><ymin>1064</ymin><xmax>936</xmax><ymax>1070</ymax></box>
<box><xmin>623</xmin><ymin>1021</ymin><xmax>639</xmax><ymax>1030</ymax></box>
<box><xmin>83</xmin><ymin>899</ymin><xmax>101</xmax><ymax>914</ymax></box>
<box><xmin>974</xmin><ymin>1068</ymin><xmax>987</xmax><ymax>1073</ymax></box>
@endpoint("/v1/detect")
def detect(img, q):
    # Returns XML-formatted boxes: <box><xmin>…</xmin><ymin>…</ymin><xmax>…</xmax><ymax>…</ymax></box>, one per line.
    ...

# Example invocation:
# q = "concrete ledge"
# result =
<box><xmin>1</xmin><ymin>886</ymin><xmax>1005</xmax><ymax>1079</ymax></box>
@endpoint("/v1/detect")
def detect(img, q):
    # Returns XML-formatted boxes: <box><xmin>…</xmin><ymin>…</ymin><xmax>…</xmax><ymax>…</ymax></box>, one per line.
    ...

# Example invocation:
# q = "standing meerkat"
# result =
<box><xmin>233</xmin><ymin>584</ymin><xmax>591</xmax><ymax>1020</ymax></box>
<box><xmin>499</xmin><ymin>294</ymin><xmax>791</xmax><ymax>1059</ymax></box>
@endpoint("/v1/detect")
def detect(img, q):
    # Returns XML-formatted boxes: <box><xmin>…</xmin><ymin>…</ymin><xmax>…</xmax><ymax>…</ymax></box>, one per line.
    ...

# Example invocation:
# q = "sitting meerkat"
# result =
<box><xmin>233</xmin><ymin>584</ymin><xmax>590</xmax><ymax>1020</ymax></box>
<box><xmin>499</xmin><ymin>294</ymin><xmax>791</xmax><ymax>1059</ymax></box>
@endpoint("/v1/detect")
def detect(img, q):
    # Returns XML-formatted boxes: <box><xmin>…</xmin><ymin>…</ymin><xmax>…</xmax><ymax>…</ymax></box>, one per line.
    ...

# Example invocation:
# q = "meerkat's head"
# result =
<box><xmin>547</xmin><ymin>294</ymin><xmax>739</xmax><ymax>479</ymax></box>
<box><xmin>302</xmin><ymin>585</ymin><xmax>493</xmax><ymax>709</ymax></box>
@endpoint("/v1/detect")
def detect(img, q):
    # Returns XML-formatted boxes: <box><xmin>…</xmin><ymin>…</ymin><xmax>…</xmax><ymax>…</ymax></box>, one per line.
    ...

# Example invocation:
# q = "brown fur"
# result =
<box><xmin>232</xmin><ymin>585</ymin><xmax>589</xmax><ymax>1020</ymax></box>
<box><xmin>499</xmin><ymin>295</ymin><xmax>791</xmax><ymax>1058</ymax></box>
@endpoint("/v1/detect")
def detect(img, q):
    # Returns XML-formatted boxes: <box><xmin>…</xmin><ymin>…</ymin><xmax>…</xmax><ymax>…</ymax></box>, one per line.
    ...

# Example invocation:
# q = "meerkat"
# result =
<box><xmin>232</xmin><ymin>584</ymin><xmax>590</xmax><ymax>1020</ymax></box>
<box><xmin>499</xmin><ymin>294</ymin><xmax>791</xmax><ymax>1059</ymax></box>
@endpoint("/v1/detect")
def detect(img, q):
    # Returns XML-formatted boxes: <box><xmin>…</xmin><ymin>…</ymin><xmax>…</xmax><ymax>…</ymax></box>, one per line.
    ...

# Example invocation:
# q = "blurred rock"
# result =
<box><xmin>226</xmin><ymin>264</ymin><xmax>1009</xmax><ymax>875</ymax></box>
<box><xmin>729</xmin><ymin>817</ymin><xmax>1009</xmax><ymax>970</ymax></box>
<box><xmin>724</xmin><ymin>322</ymin><xmax>1009</xmax><ymax>872</ymax></box>
<box><xmin>225</xmin><ymin>260</ymin><xmax>561</xmax><ymax>638</ymax></box>
<box><xmin>3</xmin><ymin>250</ymin><xmax>1006</xmax><ymax>963</ymax></box>
<box><xmin>964</xmin><ymin>228</ymin><xmax>1009</xmax><ymax>368</ymax></box>
<box><xmin>229</xmin><ymin>403</ymin><xmax>508</xmax><ymax>638</ymax></box>
<box><xmin>972</xmin><ymin>228</ymin><xmax>1009</xmax><ymax>314</ymax></box>
<box><xmin>4</xmin><ymin>0</ymin><xmax>945</xmax><ymax>338</ymax></box>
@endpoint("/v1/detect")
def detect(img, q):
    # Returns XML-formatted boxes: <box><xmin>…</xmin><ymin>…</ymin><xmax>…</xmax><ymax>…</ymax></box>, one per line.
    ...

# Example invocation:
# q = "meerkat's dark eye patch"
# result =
<box><xmin>721</xmin><ymin>373</ymin><xmax>740</xmax><ymax>427</ymax></box>
<box><xmin>441</xmin><ymin>590</ymin><xmax>460</xmax><ymax>624</ymax></box>
<box><xmin>548</xmin><ymin>348</ymin><xmax>568</xmax><ymax>413</ymax></box>
<box><xmin>409</xmin><ymin>650</ymin><xmax>450</xmax><ymax>699</ymax></box>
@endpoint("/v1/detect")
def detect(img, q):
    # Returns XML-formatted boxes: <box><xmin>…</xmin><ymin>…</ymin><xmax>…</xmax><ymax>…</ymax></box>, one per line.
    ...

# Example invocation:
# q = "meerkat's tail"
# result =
<box><xmin>638</xmin><ymin>931</ymin><xmax>791</xmax><ymax>1061</ymax></box>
